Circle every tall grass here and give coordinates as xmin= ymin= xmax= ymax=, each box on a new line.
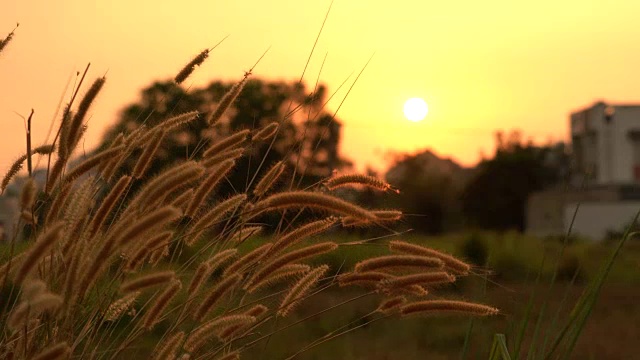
xmin=0 ymin=26 xmax=496 ymax=359
xmin=474 ymin=188 xmax=639 ymax=359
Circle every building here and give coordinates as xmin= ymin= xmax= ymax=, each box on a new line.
xmin=0 ymin=169 xmax=48 ymax=242
xmin=571 ymin=101 xmax=640 ymax=185
xmin=527 ymin=101 xmax=640 ymax=240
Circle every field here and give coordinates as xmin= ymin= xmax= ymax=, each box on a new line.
xmin=3 ymin=221 xmax=639 ymax=359
xmin=2 ymin=24 xmax=639 ymax=359
xmin=69 ymin=231 xmax=638 ymax=359
xmin=235 ymin=233 xmax=640 ymax=359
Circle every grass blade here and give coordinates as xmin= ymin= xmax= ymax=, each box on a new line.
xmin=460 ymin=318 xmax=474 ymax=360
xmin=513 ymin=255 xmax=545 ymax=358
xmin=489 ymin=334 xmax=512 ymax=360
xmin=544 ymin=210 xmax=640 ymax=360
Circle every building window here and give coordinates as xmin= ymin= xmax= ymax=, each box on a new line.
xmin=629 ymin=131 xmax=640 ymax=182
xmin=585 ymin=132 xmax=598 ymax=180
xmin=572 ymin=135 xmax=583 ymax=173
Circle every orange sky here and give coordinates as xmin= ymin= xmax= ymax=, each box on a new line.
xmin=3 ymin=0 xmax=640 ymax=176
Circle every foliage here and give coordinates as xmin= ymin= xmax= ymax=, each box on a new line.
xmin=459 ymin=232 xmax=489 ymax=267
xmin=101 ymin=78 xmax=350 ymax=192
xmin=556 ymin=252 xmax=584 ymax=283
xmin=461 ymin=130 xmax=570 ymax=231
xmin=384 ymin=149 xmax=471 ymax=234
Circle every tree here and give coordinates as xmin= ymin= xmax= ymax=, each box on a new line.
xmin=384 ymin=150 xmax=472 ymax=234
xmin=461 ymin=130 xmax=570 ymax=231
xmin=100 ymin=78 xmax=351 ymax=191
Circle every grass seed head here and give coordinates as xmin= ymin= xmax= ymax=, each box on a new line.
xmin=152 ymin=331 xmax=185 ymax=360
xmin=376 ymin=296 xmax=407 ymax=314
xmin=278 ymin=265 xmax=329 ymax=316
xmin=20 ymin=178 xmax=37 ymax=210
xmin=389 ymin=240 xmax=471 ymax=275
xmin=253 ymin=191 xmax=376 ymax=222
xmin=16 ymin=223 xmax=65 ymax=284
xmin=401 ymin=300 xmax=499 ymax=317
xmin=142 ymin=279 xmax=182 ymax=329
xmin=194 ymin=274 xmax=243 ymax=321
xmin=175 ymin=49 xmax=209 ymax=84
xmin=185 ymin=315 xmax=255 ymax=353
xmin=252 ymin=121 xmax=279 ymax=142
xmin=120 ymin=271 xmax=175 ymax=293
xmin=207 ymin=76 xmax=249 ymax=125
xmin=104 ymin=291 xmax=140 ymax=321
xmin=253 ymin=160 xmax=286 ymax=197
xmin=324 ymin=173 xmax=393 ymax=192
xmin=31 ymin=342 xmax=70 ymax=360
xmin=355 ymin=255 xmax=444 ymax=273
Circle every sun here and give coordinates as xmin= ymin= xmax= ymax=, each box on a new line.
xmin=403 ymin=97 xmax=428 ymax=122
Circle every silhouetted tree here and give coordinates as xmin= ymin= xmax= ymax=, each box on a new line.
xmin=384 ymin=150 xmax=471 ymax=234
xmin=461 ymin=130 xmax=570 ymax=231
xmin=100 ymin=78 xmax=351 ymax=191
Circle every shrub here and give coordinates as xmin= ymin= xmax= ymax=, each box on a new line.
xmin=459 ymin=232 xmax=489 ymax=266
xmin=486 ymin=232 xmax=538 ymax=281
xmin=556 ymin=252 xmax=585 ymax=283
xmin=489 ymin=250 xmax=531 ymax=281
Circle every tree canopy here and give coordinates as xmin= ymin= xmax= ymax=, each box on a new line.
xmin=461 ymin=131 xmax=570 ymax=231
xmin=384 ymin=150 xmax=471 ymax=234
xmin=100 ymin=78 xmax=351 ymax=191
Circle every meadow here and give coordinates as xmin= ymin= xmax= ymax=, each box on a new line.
xmin=203 ymin=232 xmax=640 ymax=359
xmin=4 ymin=222 xmax=637 ymax=359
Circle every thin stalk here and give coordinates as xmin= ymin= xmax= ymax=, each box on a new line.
xmin=245 ymin=0 xmax=335 ymax=191
xmin=285 ymin=313 xmax=392 ymax=360
xmin=26 ymin=109 xmax=34 ymax=176
xmin=540 ymin=259 xmax=582 ymax=357
xmin=559 ymin=214 xmax=640 ymax=359
xmin=45 ymin=62 xmax=90 ymax=189
xmin=460 ymin=319 xmax=474 ymax=360
xmin=239 ymin=291 xmax=375 ymax=352
xmin=513 ymin=254 xmax=545 ymax=358
xmin=528 ymin=198 xmax=583 ymax=359
xmin=544 ymin=210 xmax=640 ymax=359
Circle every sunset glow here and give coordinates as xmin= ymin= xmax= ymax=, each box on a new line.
xmin=2 ymin=1 xmax=640 ymax=174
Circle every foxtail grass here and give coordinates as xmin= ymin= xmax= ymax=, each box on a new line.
xmin=0 ymin=31 xmax=496 ymax=360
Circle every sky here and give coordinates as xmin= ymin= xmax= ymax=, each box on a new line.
xmin=2 ymin=0 xmax=640 ymax=176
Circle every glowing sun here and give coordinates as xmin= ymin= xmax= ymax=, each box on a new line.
xmin=403 ymin=98 xmax=428 ymax=122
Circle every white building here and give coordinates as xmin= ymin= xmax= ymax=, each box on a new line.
xmin=571 ymin=101 xmax=640 ymax=185
xmin=527 ymin=101 xmax=640 ymax=240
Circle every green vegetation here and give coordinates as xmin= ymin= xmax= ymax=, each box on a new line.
xmin=226 ymin=231 xmax=640 ymax=358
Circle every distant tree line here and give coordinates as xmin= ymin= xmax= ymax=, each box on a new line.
xmin=363 ymin=130 xmax=571 ymax=234
xmin=97 ymin=76 xmax=570 ymax=235
xmin=460 ymin=131 xmax=570 ymax=231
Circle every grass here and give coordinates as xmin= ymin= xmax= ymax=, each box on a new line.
xmin=2 ymin=16 xmax=638 ymax=359
xmin=230 ymin=277 xmax=640 ymax=359
xmin=228 ymin=231 xmax=640 ymax=358
xmin=0 ymin=24 xmax=498 ymax=360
